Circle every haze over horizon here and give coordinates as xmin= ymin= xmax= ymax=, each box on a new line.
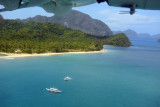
xmin=0 ymin=2 xmax=160 ymax=35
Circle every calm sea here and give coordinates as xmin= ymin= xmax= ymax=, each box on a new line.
xmin=0 ymin=40 xmax=160 ymax=107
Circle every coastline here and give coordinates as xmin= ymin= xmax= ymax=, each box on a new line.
xmin=0 ymin=49 xmax=107 ymax=58
xmin=104 ymin=45 xmax=113 ymax=46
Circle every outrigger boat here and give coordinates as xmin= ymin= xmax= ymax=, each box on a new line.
xmin=64 ymin=77 xmax=72 ymax=81
xmin=46 ymin=88 xmax=61 ymax=93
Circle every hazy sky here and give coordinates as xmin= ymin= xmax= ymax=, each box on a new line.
xmin=0 ymin=2 xmax=160 ymax=35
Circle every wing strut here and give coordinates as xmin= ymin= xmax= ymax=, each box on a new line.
xmin=18 ymin=0 xmax=23 ymax=8
xmin=97 ymin=0 xmax=108 ymax=3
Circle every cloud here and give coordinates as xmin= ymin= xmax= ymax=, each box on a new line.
xmin=98 ymin=10 xmax=160 ymax=29
xmin=0 ymin=4 xmax=5 ymax=9
xmin=75 ymin=3 xmax=160 ymax=34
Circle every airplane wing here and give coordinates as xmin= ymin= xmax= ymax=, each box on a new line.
xmin=105 ymin=0 xmax=160 ymax=10
xmin=0 ymin=0 xmax=97 ymax=17
xmin=0 ymin=0 xmax=160 ymax=16
xmin=56 ymin=0 xmax=97 ymax=7
xmin=40 ymin=0 xmax=97 ymax=17
xmin=40 ymin=1 xmax=72 ymax=17
xmin=0 ymin=0 xmax=20 ymax=10
xmin=98 ymin=0 xmax=160 ymax=15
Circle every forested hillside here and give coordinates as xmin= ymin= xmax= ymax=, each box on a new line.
xmin=103 ymin=33 xmax=131 ymax=46
xmin=0 ymin=20 xmax=131 ymax=53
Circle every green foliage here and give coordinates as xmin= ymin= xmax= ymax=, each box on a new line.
xmin=0 ymin=20 xmax=103 ymax=53
xmin=0 ymin=20 xmax=131 ymax=53
xmin=102 ymin=33 xmax=131 ymax=46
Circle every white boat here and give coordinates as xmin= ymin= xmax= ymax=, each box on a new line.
xmin=64 ymin=77 xmax=71 ymax=81
xmin=46 ymin=88 xmax=61 ymax=93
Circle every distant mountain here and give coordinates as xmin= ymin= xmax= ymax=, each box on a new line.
xmin=19 ymin=10 xmax=113 ymax=37
xmin=137 ymin=33 xmax=152 ymax=40
xmin=114 ymin=29 xmax=160 ymax=40
xmin=138 ymin=33 xmax=151 ymax=37
xmin=113 ymin=31 xmax=122 ymax=35
xmin=114 ymin=29 xmax=138 ymax=38
xmin=123 ymin=29 xmax=138 ymax=37
xmin=152 ymin=34 xmax=160 ymax=40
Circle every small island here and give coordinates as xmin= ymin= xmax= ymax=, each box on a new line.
xmin=0 ymin=20 xmax=131 ymax=57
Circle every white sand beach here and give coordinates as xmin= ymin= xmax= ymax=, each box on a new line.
xmin=0 ymin=49 xmax=107 ymax=58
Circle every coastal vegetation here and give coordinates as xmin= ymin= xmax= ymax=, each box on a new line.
xmin=0 ymin=20 xmax=131 ymax=54
xmin=103 ymin=33 xmax=131 ymax=46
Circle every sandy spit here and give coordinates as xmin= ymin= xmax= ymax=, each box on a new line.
xmin=0 ymin=49 xmax=107 ymax=58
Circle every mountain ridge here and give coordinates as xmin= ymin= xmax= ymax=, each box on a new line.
xmin=114 ymin=29 xmax=160 ymax=40
xmin=19 ymin=10 xmax=113 ymax=37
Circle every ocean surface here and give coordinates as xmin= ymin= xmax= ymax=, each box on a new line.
xmin=0 ymin=40 xmax=160 ymax=107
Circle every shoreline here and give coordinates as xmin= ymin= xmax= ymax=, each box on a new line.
xmin=103 ymin=45 xmax=113 ymax=46
xmin=0 ymin=49 xmax=107 ymax=58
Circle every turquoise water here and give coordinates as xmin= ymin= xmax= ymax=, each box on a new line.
xmin=0 ymin=40 xmax=160 ymax=107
